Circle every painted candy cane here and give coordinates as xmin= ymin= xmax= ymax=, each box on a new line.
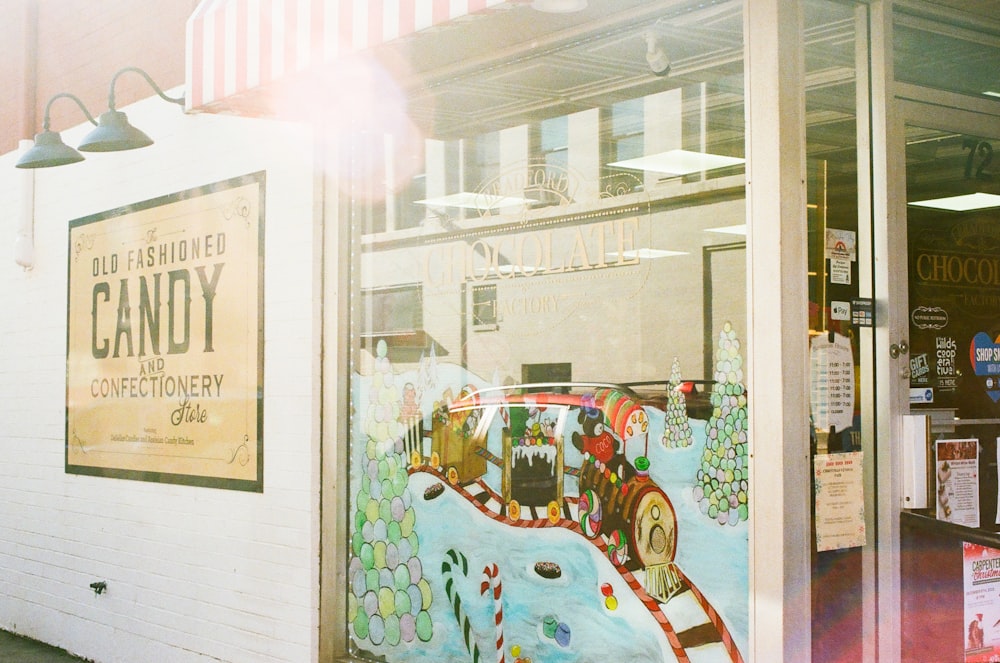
xmin=480 ymin=563 xmax=505 ymax=663
xmin=442 ymin=548 xmax=481 ymax=663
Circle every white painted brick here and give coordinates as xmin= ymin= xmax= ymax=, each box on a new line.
xmin=0 ymin=96 xmax=321 ymax=662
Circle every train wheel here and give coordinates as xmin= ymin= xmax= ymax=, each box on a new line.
xmin=578 ymin=489 xmax=602 ymax=538
xmin=446 ymin=466 xmax=459 ymax=485
xmin=547 ymin=500 xmax=561 ymax=524
xmin=508 ymin=499 xmax=521 ymax=521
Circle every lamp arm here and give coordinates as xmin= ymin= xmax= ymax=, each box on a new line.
xmin=41 ymin=92 xmax=99 ymax=131
xmin=107 ymin=67 xmax=185 ymax=111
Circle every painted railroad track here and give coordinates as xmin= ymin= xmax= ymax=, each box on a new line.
xmin=409 ymin=463 xmax=744 ymax=663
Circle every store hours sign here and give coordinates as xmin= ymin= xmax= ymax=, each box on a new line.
xmin=66 ymin=172 xmax=264 ymax=491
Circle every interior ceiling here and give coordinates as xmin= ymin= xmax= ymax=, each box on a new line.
xmin=895 ymin=1 xmax=1000 ymax=195
xmin=372 ymin=0 xmax=1000 ymax=165
xmin=386 ymin=0 xmax=745 ymax=139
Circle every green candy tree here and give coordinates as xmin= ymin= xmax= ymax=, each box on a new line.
xmin=662 ymin=356 xmax=694 ymax=448
xmin=694 ymin=323 xmax=749 ymax=526
xmin=348 ymin=340 xmax=434 ymax=647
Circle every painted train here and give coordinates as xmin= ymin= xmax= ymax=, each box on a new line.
xmin=430 ymin=384 xmax=678 ymax=583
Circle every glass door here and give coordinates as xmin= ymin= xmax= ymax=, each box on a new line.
xmin=891 ymin=4 xmax=1000 ymax=661
xmin=807 ymin=4 xmax=1000 ymax=660
xmin=898 ymin=102 xmax=1000 ymax=663
xmin=804 ymin=3 xmax=877 ymax=661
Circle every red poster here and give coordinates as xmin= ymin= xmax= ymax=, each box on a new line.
xmin=964 ymin=542 xmax=1000 ymax=662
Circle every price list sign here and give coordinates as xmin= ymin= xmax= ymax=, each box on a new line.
xmin=810 ymin=333 xmax=855 ymax=433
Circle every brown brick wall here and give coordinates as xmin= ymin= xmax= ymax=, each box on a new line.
xmin=0 ymin=0 xmax=36 ymax=146
xmin=0 ymin=0 xmax=198 ymax=155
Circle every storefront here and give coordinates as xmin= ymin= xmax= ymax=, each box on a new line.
xmin=293 ymin=1 xmax=852 ymax=659
xmin=318 ymin=1 xmax=840 ymax=659
xmin=1 ymin=0 xmax=998 ymax=662
xmin=309 ymin=1 xmax=776 ymax=659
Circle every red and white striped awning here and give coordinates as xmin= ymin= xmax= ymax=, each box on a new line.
xmin=185 ymin=0 xmax=525 ymax=113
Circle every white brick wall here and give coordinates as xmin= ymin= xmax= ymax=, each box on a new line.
xmin=0 ymin=93 xmax=321 ymax=663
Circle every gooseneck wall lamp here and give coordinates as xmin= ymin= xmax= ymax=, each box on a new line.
xmin=79 ymin=67 xmax=185 ymax=152
xmin=16 ymin=67 xmax=185 ymax=169
xmin=15 ymin=93 xmax=98 ymax=168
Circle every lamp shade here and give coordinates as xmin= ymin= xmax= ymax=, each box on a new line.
xmin=15 ymin=130 xmax=85 ymax=169
xmin=78 ymin=110 xmax=153 ymax=152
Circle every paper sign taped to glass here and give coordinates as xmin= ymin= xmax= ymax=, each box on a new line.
xmin=809 ymin=332 xmax=855 ymax=434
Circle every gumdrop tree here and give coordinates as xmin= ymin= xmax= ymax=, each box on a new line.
xmin=348 ymin=340 xmax=434 ymax=647
xmin=662 ymin=356 xmax=694 ymax=448
xmin=694 ymin=322 xmax=749 ymax=525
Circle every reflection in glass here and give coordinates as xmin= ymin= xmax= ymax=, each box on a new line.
xmin=347 ymin=3 xmax=750 ymax=661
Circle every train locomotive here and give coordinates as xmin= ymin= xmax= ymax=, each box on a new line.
xmin=573 ymin=387 xmax=677 ymax=575
xmin=436 ymin=384 xmax=679 ymax=588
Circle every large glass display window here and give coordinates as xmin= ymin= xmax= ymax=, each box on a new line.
xmin=345 ymin=2 xmax=750 ymax=661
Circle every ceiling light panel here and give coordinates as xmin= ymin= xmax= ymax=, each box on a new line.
xmin=608 ymin=249 xmax=688 ymax=260
xmin=908 ymin=193 xmax=1000 ymax=212
xmin=608 ymin=149 xmax=745 ymax=175
xmin=415 ymin=192 xmax=535 ymax=210
xmin=706 ymin=224 xmax=747 ymax=235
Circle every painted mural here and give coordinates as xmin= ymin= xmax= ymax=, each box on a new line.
xmin=347 ymin=331 xmax=749 ymax=663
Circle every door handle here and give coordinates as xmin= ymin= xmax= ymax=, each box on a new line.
xmin=889 ymin=341 xmax=909 ymax=359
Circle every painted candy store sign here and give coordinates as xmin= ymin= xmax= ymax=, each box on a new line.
xmin=66 ymin=173 xmax=264 ymax=491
